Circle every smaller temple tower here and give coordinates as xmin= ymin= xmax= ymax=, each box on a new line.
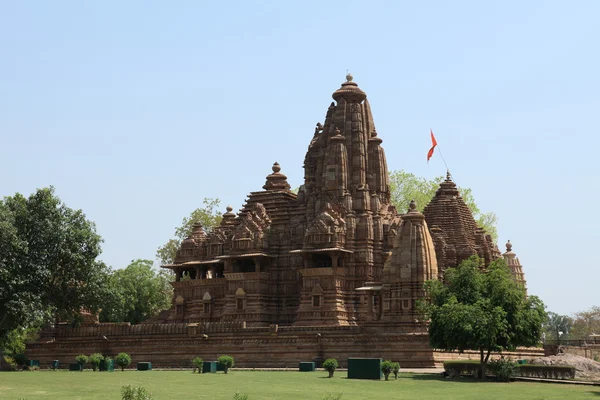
xmin=382 ymin=201 xmax=438 ymax=324
xmin=502 ymin=240 xmax=527 ymax=291
xmin=423 ymin=171 xmax=499 ymax=275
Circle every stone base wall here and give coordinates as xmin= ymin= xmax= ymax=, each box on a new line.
xmin=544 ymin=344 xmax=600 ymax=359
xmin=26 ymin=323 xmax=544 ymax=369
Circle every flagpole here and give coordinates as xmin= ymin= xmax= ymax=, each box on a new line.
xmin=437 ymin=146 xmax=450 ymax=174
xmin=428 ymin=129 xmax=451 ymax=176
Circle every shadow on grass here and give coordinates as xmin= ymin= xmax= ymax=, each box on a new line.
xmin=408 ymin=374 xmax=493 ymax=384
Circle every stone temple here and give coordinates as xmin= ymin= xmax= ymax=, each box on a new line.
xmin=27 ymin=75 xmax=531 ymax=367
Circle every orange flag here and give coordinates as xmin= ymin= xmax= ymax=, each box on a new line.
xmin=427 ymin=129 xmax=437 ymax=162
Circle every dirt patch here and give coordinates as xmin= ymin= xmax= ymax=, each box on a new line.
xmin=528 ymin=353 xmax=600 ymax=381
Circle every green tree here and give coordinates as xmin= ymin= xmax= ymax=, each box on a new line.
xmin=570 ymin=306 xmax=600 ymax=339
xmin=100 ymin=259 xmax=173 ymax=324
xmin=0 ymin=187 xmax=110 ymax=366
xmin=422 ymin=256 xmax=546 ymax=379
xmin=388 ymin=170 xmax=498 ymax=242
xmin=322 ymin=358 xmax=338 ymax=378
xmin=217 ymin=355 xmax=234 ymax=374
xmin=156 ymin=198 xmax=222 ymax=265
xmin=75 ymin=354 xmax=88 ymax=371
xmin=543 ymin=312 xmax=573 ymax=342
xmin=89 ymin=353 xmax=104 ymax=371
xmin=380 ymin=360 xmax=394 ymax=380
xmin=115 ymin=352 xmax=132 ymax=371
xmin=192 ymin=356 xmax=203 ymax=373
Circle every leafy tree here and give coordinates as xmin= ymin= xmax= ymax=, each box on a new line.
xmin=322 ymin=358 xmax=338 ymax=378
xmin=543 ymin=312 xmax=573 ymax=342
xmin=388 ymin=170 xmax=498 ymax=242
xmin=392 ymin=362 xmax=400 ymax=379
xmin=156 ymin=198 xmax=222 ymax=264
xmin=0 ymin=326 xmax=40 ymax=357
xmin=76 ymin=354 xmax=88 ymax=371
xmin=217 ymin=355 xmax=234 ymax=374
xmin=100 ymin=259 xmax=173 ymax=324
xmin=192 ymin=356 xmax=203 ymax=373
xmin=570 ymin=306 xmax=600 ymax=339
xmin=422 ymin=256 xmax=546 ymax=379
xmin=0 ymin=187 xmax=110 ymax=366
xmin=115 ymin=352 xmax=132 ymax=371
xmin=89 ymin=353 xmax=104 ymax=371
xmin=380 ymin=360 xmax=394 ymax=380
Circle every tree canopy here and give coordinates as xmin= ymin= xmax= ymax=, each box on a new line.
xmin=0 ymin=187 xmax=110 ymax=349
xmin=156 ymin=198 xmax=222 ymax=265
xmin=570 ymin=306 xmax=600 ymax=339
xmin=389 ymin=170 xmax=498 ymax=242
xmin=100 ymin=259 xmax=173 ymax=324
xmin=543 ymin=312 xmax=573 ymax=342
xmin=422 ymin=256 xmax=546 ymax=378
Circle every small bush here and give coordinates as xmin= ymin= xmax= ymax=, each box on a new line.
xmin=102 ymin=356 xmax=113 ymax=371
xmin=12 ymin=353 xmax=29 ymax=368
xmin=381 ymin=360 xmax=394 ymax=381
xmin=3 ymin=356 xmax=17 ymax=371
xmin=75 ymin=354 xmax=88 ymax=371
xmin=89 ymin=353 xmax=104 ymax=372
xmin=392 ymin=362 xmax=400 ymax=379
xmin=218 ymin=355 xmax=234 ymax=374
xmin=443 ymin=360 xmax=482 ymax=378
xmin=121 ymin=385 xmax=153 ymax=400
xmin=115 ymin=353 xmax=132 ymax=371
xmin=322 ymin=358 xmax=338 ymax=378
xmin=489 ymin=357 xmax=517 ymax=382
xmin=192 ymin=357 xmax=203 ymax=373
xmin=232 ymin=392 xmax=248 ymax=400
xmin=594 ymin=355 xmax=600 ymax=362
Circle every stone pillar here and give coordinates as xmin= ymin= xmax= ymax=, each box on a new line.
xmin=254 ymin=257 xmax=261 ymax=274
xmin=175 ymin=268 xmax=182 ymax=282
xmin=367 ymin=292 xmax=374 ymax=321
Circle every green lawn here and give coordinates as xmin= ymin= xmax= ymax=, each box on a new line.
xmin=0 ymin=370 xmax=597 ymax=400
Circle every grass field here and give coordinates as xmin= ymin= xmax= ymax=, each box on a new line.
xmin=0 ymin=370 xmax=598 ymax=400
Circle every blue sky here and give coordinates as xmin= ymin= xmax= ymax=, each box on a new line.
xmin=1 ymin=1 xmax=598 ymax=316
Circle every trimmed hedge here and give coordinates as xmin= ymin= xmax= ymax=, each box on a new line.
xmin=443 ymin=360 xmax=484 ymax=377
xmin=518 ymin=365 xmax=575 ymax=380
xmin=443 ymin=360 xmax=576 ymax=380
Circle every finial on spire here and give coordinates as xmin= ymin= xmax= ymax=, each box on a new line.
xmin=446 ymin=170 xmax=452 ymax=181
xmin=506 ymin=240 xmax=512 ymax=252
xmin=263 ymin=162 xmax=291 ymax=191
xmin=346 ymin=73 xmax=353 ymax=82
xmin=226 ymin=205 xmax=233 ymax=213
xmin=409 ymin=200 xmax=417 ymax=212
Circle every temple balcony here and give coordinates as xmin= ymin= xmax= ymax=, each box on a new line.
xmin=171 ymin=277 xmax=228 ymax=289
xmin=224 ymin=272 xmax=270 ymax=281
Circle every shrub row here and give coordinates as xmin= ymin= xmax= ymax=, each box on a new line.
xmin=443 ymin=360 xmax=576 ymax=380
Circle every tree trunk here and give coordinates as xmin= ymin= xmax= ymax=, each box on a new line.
xmin=224 ymin=368 xmax=228 ymax=374
xmin=0 ymin=349 xmax=7 ymax=371
xmin=479 ymin=348 xmax=485 ymax=380
xmin=328 ymin=370 xmax=334 ymax=378
xmin=384 ymin=373 xmax=389 ymax=381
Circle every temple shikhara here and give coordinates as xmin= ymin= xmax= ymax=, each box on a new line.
xmin=27 ymin=75 xmax=531 ymax=367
